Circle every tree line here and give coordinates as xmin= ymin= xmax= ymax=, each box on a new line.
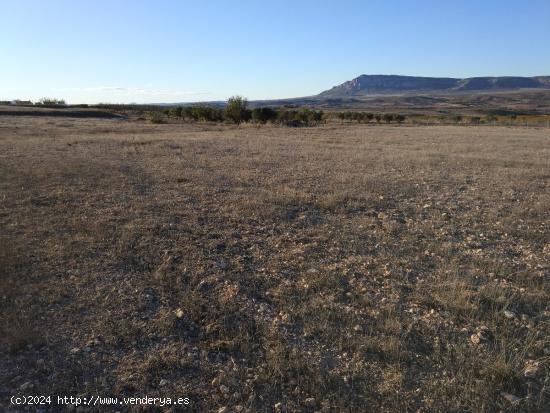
xmin=336 ymin=111 xmax=406 ymax=123
xmin=162 ymin=96 xmax=325 ymax=126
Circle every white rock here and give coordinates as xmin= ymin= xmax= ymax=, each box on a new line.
xmin=304 ymin=397 xmax=316 ymax=407
xmin=500 ymin=392 xmax=520 ymax=404
xmin=504 ymin=310 xmax=516 ymax=319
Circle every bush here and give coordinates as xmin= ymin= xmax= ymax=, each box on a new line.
xmin=150 ymin=112 xmax=165 ymax=124
xmin=251 ymin=107 xmax=278 ymax=124
xmin=337 ymin=112 xmax=376 ymax=123
xmin=276 ymin=108 xmax=324 ymax=127
xmin=394 ymin=114 xmax=406 ymax=124
xmin=383 ymin=113 xmax=394 ymax=124
xmin=169 ymin=106 xmax=183 ymax=118
xmin=183 ymin=106 xmax=224 ymax=122
xmin=225 ymin=96 xmax=249 ymax=124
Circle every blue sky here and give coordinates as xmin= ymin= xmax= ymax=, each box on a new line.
xmin=1 ymin=0 xmax=549 ymax=104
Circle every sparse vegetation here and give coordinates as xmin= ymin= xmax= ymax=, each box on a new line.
xmin=1 ymin=113 xmax=548 ymax=412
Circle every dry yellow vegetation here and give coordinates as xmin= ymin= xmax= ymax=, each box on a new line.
xmin=1 ymin=114 xmax=549 ymax=412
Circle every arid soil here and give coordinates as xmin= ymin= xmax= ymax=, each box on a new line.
xmin=1 ymin=116 xmax=549 ymax=412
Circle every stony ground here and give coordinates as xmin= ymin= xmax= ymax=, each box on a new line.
xmin=1 ymin=116 xmax=549 ymax=412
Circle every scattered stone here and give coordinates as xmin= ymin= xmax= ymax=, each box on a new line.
xmin=500 ymin=392 xmax=521 ymax=404
xmin=274 ymin=402 xmax=284 ymax=412
xmin=159 ymin=379 xmax=169 ymax=387
xmin=304 ymin=397 xmax=316 ymax=407
xmin=218 ymin=407 xmax=229 ymax=413
xmin=197 ymin=279 xmax=213 ymax=292
xmin=70 ymin=347 xmax=80 ymax=354
xmin=234 ymin=406 xmax=244 ymax=412
xmin=353 ymin=324 xmax=363 ymax=332
xmin=320 ymin=400 xmax=331 ymax=413
xmin=220 ymin=384 xmax=230 ymax=394
xmin=523 ymin=360 xmax=541 ymax=379
xmin=211 ymin=377 xmax=220 ymax=386
xmin=19 ymin=381 xmax=33 ymax=391
xmin=504 ymin=310 xmax=516 ymax=319
xmin=86 ymin=337 xmax=102 ymax=347
xmin=470 ymin=326 xmax=493 ymax=345
xmin=175 ymin=308 xmax=184 ymax=318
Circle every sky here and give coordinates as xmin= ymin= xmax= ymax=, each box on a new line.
xmin=1 ymin=0 xmax=549 ymax=104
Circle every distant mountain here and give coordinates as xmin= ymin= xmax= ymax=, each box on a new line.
xmin=318 ymin=75 xmax=550 ymax=97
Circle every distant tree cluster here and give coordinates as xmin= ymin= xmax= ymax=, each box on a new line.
xmin=166 ymin=105 xmax=224 ymax=122
xmin=251 ymin=107 xmax=277 ymax=124
xmin=36 ymin=97 xmax=66 ymax=106
xmin=164 ymin=96 xmax=325 ymax=127
xmin=276 ymin=107 xmax=325 ymax=126
xmin=337 ymin=111 xmax=405 ymax=124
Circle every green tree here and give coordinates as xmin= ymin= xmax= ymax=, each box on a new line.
xmin=394 ymin=114 xmax=406 ymax=124
xmin=225 ymin=96 xmax=249 ymax=124
xmin=252 ymin=107 xmax=277 ymax=124
xmin=383 ymin=113 xmax=394 ymax=124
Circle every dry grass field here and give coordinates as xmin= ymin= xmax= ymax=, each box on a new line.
xmin=1 ymin=114 xmax=549 ymax=412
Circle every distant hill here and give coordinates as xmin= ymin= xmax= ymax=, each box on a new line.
xmin=318 ymin=75 xmax=550 ymax=98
